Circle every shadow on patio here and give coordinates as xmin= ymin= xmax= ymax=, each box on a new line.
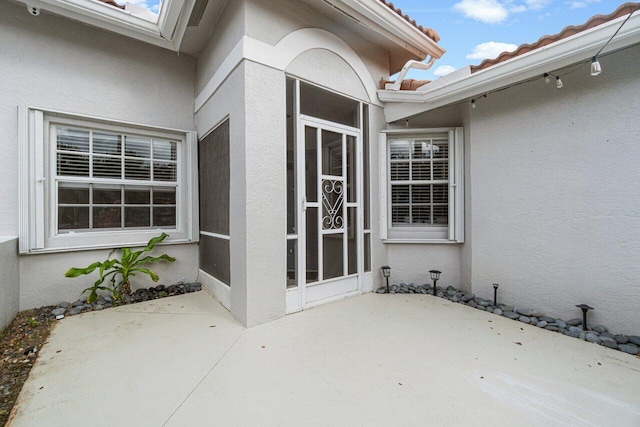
xmin=9 ymin=291 xmax=640 ymax=426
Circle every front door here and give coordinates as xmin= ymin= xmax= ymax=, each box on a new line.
xmin=287 ymin=116 xmax=363 ymax=312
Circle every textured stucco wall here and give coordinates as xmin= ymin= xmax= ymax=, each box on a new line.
xmin=196 ymin=62 xmax=248 ymax=324
xmin=0 ymin=1 xmax=199 ymax=309
xmin=244 ymin=0 xmax=389 ymax=87
xmin=0 ymin=238 xmax=20 ymax=332
xmin=20 ymin=244 xmax=198 ymax=309
xmin=195 ymin=0 xmax=245 ymax=94
xmin=468 ymin=45 xmax=640 ymax=333
xmin=382 ymin=104 xmax=468 ymax=290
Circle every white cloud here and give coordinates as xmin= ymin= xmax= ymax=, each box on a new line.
xmin=433 ymin=65 xmax=457 ymax=77
xmin=466 ymin=41 xmax=518 ymax=60
xmin=453 ymin=0 xmax=555 ymax=23
xmin=453 ymin=0 xmax=509 ymax=24
xmin=568 ymin=0 xmax=600 ymax=9
xmin=525 ymin=0 xmax=551 ymax=9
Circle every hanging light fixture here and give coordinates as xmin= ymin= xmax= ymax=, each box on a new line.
xmin=590 ymin=57 xmax=602 ymax=76
xmin=556 ymin=76 xmax=563 ymax=89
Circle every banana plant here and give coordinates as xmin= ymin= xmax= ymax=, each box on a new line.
xmin=65 ymin=233 xmax=176 ymax=303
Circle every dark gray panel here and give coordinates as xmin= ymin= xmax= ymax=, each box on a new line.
xmin=199 ymin=235 xmax=230 ymax=286
xmin=199 ymin=119 xmax=230 ymax=235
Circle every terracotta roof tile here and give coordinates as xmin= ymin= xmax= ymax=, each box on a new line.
xmin=471 ymin=2 xmax=640 ymax=72
xmin=378 ymin=0 xmax=441 ymax=42
xmin=99 ymin=0 xmax=125 ymax=9
xmin=381 ymin=78 xmax=431 ymax=90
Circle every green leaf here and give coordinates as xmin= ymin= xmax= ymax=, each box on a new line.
xmin=144 ymin=232 xmax=169 ymax=252
xmin=65 ymin=262 xmax=102 ymax=278
xmin=131 ymin=267 xmax=160 ymax=282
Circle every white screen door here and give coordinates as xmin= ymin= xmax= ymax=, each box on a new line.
xmin=287 ymin=116 xmax=363 ymax=312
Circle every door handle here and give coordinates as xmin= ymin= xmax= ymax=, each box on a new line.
xmin=301 ymin=196 xmax=307 ymax=211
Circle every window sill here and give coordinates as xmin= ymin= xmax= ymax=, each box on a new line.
xmin=21 ymin=238 xmax=197 ymax=255
xmin=382 ymin=239 xmax=462 ymax=244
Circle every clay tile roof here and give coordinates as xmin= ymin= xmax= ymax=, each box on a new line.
xmin=471 ymin=2 xmax=640 ymax=72
xmin=99 ymin=0 xmax=125 ymax=9
xmin=381 ymin=78 xmax=431 ymax=90
xmin=378 ymin=0 xmax=441 ymax=42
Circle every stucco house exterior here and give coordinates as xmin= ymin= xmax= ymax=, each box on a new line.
xmin=0 ymin=0 xmax=638 ymax=333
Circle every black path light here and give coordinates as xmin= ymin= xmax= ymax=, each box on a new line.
xmin=493 ymin=283 xmax=499 ymax=306
xmin=381 ymin=266 xmax=391 ymax=293
xmin=429 ymin=270 xmax=441 ymax=295
xmin=576 ymin=304 xmax=594 ymax=331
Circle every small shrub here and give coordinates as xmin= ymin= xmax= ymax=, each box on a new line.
xmin=65 ymin=233 xmax=176 ymax=303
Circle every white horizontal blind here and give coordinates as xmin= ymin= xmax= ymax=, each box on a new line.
xmin=389 ymin=135 xmax=449 ymax=227
xmin=55 ymin=126 xmax=179 ymax=232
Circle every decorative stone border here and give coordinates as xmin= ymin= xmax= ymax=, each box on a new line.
xmin=377 ymin=283 xmax=640 ymax=356
xmin=50 ymin=282 xmax=202 ymax=319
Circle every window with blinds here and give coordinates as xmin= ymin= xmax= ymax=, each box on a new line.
xmin=380 ymin=128 xmax=464 ymax=243
xmin=55 ymin=126 xmax=178 ymax=232
xmin=389 ymin=136 xmax=449 ymax=227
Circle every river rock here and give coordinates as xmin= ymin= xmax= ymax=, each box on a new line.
xmin=614 ymin=335 xmax=629 ymax=344
xmin=536 ymin=321 xmax=548 ymax=328
xmin=585 ymin=333 xmax=601 ymax=344
xmin=461 ymin=293 xmax=475 ymax=302
xmin=51 ymin=307 xmax=66 ymax=316
xmin=628 ymin=336 xmax=640 ymax=346
xmin=493 ymin=308 xmax=503 ymax=316
xmin=592 ymin=325 xmax=607 ymax=334
xmin=519 ymin=316 xmax=531 ymax=323
xmin=567 ymin=318 xmax=582 ymax=326
xmin=619 ymin=344 xmax=639 ymax=355
xmin=504 ymin=311 xmax=519 ymax=320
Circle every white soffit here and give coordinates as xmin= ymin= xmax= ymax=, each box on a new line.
xmin=15 ymin=0 xmax=196 ymax=51
xmin=380 ymin=12 xmax=640 ymax=123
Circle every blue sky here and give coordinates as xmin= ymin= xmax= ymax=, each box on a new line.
xmin=390 ymin=0 xmax=625 ymax=80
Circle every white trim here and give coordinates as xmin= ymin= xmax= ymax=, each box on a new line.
xmin=379 ymin=127 xmax=464 ymax=243
xmin=195 ymin=30 xmax=383 ymax=113
xmin=199 ymin=269 xmax=230 ymax=310
xmin=20 ymin=107 xmax=198 ymax=253
xmin=326 ymin=0 xmax=445 ymax=60
xmin=379 ymin=12 xmax=640 ymax=122
xmin=200 ymin=231 xmax=230 ymax=240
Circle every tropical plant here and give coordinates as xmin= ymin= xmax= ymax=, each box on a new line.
xmin=65 ymin=233 xmax=176 ymax=303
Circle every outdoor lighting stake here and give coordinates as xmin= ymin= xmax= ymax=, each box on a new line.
xmin=576 ymin=304 xmax=594 ymax=331
xmin=429 ymin=270 xmax=441 ymax=296
xmin=493 ymin=283 xmax=499 ymax=306
xmin=381 ymin=266 xmax=391 ymax=293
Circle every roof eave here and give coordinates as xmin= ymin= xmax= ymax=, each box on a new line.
xmin=14 ymin=0 xmax=196 ymax=52
xmin=326 ymin=0 xmax=445 ymax=60
xmin=380 ymin=11 xmax=640 ymax=123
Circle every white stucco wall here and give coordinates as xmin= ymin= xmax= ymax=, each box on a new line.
xmin=0 ymin=237 xmax=20 ymax=332
xmin=381 ymin=104 xmax=469 ymax=290
xmin=0 ymin=1 xmax=199 ymax=309
xmin=195 ymin=0 xmax=395 ymax=325
xmin=468 ymin=45 xmax=640 ymax=333
xmin=244 ymin=0 xmax=389 ymax=89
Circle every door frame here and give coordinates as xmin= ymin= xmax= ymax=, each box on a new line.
xmin=287 ymin=114 xmax=365 ymax=313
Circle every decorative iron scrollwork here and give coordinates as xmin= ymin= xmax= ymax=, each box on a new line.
xmin=322 ymin=179 xmax=344 ymax=230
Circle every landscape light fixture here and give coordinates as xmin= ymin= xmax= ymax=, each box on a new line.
xmin=544 ymin=73 xmax=550 ymax=84
xmin=493 ymin=283 xmax=499 ymax=306
xmin=575 ymin=304 xmax=594 ymax=331
xmin=381 ymin=266 xmax=391 ymax=293
xmin=429 ymin=270 xmax=441 ymax=295
xmin=556 ymin=76 xmax=563 ymax=89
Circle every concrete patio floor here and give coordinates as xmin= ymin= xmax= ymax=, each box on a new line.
xmin=9 ymin=291 xmax=640 ymax=426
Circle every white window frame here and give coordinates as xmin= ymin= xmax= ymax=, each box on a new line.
xmin=14 ymin=0 xmax=194 ymax=52
xmin=19 ymin=107 xmax=198 ymax=253
xmin=379 ymin=127 xmax=464 ymax=243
